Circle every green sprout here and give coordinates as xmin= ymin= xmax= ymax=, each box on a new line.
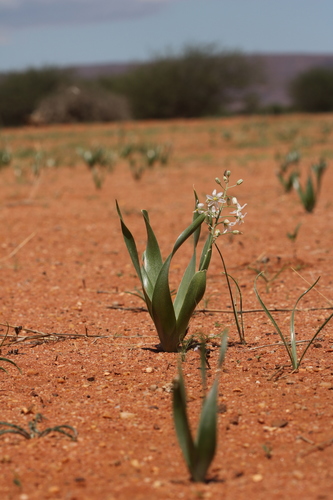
xmin=0 ymin=149 xmax=11 ymax=168
xmin=0 ymin=357 xmax=21 ymax=374
xmin=254 ymin=272 xmax=333 ymax=370
xmin=293 ymin=159 xmax=327 ymax=213
xmin=0 ymin=413 xmax=77 ymax=441
xmin=172 ymin=330 xmax=228 ymax=482
xmin=117 ymin=172 xmax=245 ymax=352
xmin=78 ymin=147 xmax=115 ymax=189
xmin=276 ymin=150 xmax=300 ymax=193
xmin=0 ymin=324 xmax=21 ymax=374
xmin=287 ymin=222 xmax=302 ymax=242
xmin=120 ymin=142 xmax=172 ymax=180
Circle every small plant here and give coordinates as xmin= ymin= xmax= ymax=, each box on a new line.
xmin=117 ymin=172 xmax=245 ymax=352
xmin=0 ymin=357 xmax=21 ymax=374
xmin=254 ymin=272 xmax=333 ymax=369
xmin=287 ymin=222 xmax=302 ymax=242
xmin=0 ymin=413 xmax=77 ymax=441
xmin=120 ymin=142 xmax=172 ymax=180
xmin=0 ymin=149 xmax=11 ymax=168
xmin=78 ymin=147 xmax=115 ymax=189
xmin=276 ymin=150 xmax=300 ymax=192
xmin=293 ymin=159 xmax=327 ymax=213
xmin=0 ymin=325 xmax=21 ymax=374
xmin=172 ymin=330 xmax=228 ymax=482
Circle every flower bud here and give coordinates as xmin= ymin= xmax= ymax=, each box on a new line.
xmin=215 ymin=177 xmax=222 ymax=186
xmin=224 ymin=170 xmax=231 ymax=178
xmin=236 ymin=179 xmax=243 ymax=185
xmin=232 ymin=230 xmax=242 ymax=235
xmin=231 ymin=196 xmax=238 ymax=205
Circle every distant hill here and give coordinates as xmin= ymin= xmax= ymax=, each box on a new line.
xmin=69 ymin=53 xmax=333 ymax=108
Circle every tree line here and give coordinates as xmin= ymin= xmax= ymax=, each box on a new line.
xmin=1 ymin=46 xmax=333 ymax=126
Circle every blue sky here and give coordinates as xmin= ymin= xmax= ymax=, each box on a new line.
xmin=0 ymin=0 xmax=332 ymax=72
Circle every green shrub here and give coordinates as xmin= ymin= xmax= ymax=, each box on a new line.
xmin=0 ymin=67 xmax=70 ymax=126
xmin=290 ymin=67 xmax=333 ymax=112
xmin=100 ymin=45 xmax=261 ymax=119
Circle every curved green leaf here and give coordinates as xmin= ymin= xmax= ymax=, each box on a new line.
xmin=290 ymin=276 xmax=320 ymax=367
xmin=176 ymin=271 xmax=207 ymax=343
xmin=151 ymin=255 xmax=177 ymax=351
xmin=172 ymin=371 xmax=196 ymax=470
xmin=192 ymin=189 xmax=202 ymax=248
xmin=254 ymin=273 xmax=293 ymax=365
xmin=199 ymin=232 xmax=213 ymax=271
xmin=172 ymin=214 xmax=205 ymax=256
xmin=192 ymin=379 xmax=218 ymax=482
xmin=141 ymin=210 xmax=163 ymax=288
xmin=173 ymin=253 xmax=196 ymax=317
xmin=0 ymin=357 xmax=21 ymax=373
xmin=116 ymin=201 xmax=142 ymax=284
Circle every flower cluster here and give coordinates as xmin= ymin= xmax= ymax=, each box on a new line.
xmin=195 ymin=172 xmax=247 ymax=238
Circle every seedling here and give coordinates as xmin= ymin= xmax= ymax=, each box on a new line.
xmin=0 ymin=413 xmax=77 ymax=441
xmin=254 ymin=272 xmax=333 ymax=369
xmin=287 ymin=222 xmax=302 ymax=242
xmin=276 ymin=150 xmax=300 ymax=193
xmin=293 ymin=159 xmax=327 ymax=213
xmin=0 ymin=357 xmax=21 ymax=374
xmin=0 ymin=149 xmax=11 ymax=168
xmin=172 ymin=330 xmax=228 ymax=482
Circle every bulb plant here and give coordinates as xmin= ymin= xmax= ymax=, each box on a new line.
xmin=172 ymin=330 xmax=228 ymax=482
xmin=117 ymin=171 xmax=246 ymax=352
xmin=276 ymin=150 xmax=300 ymax=193
xmin=0 ymin=413 xmax=77 ymax=441
xmin=293 ymin=158 xmax=327 ymax=213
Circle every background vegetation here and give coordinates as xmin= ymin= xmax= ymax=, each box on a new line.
xmin=289 ymin=67 xmax=333 ymax=113
xmin=1 ymin=46 xmax=333 ymax=126
xmin=99 ymin=45 xmax=261 ymax=119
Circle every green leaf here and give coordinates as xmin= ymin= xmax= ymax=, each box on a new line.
xmin=176 ymin=271 xmax=207 ymax=344
xmin=172 ymin=369 xmax=196 ymax=470
xmin=192 ymin=379 xmax=218 ymax=482
xmin=298 ymin=310 xmax=333 ymax=366
xmin=0 ymin=357 xmax=21 ymax=373
xmin=151 ymin=255 xmax=177 ymax=352
xmin=199 ymin=232 xmax=213 ymax=271
xmin=141 ymin=210 xmax=163 ymax=289
xmin=304 ymin=176 xmax=316 ymax=212
xmin=217 ymin=329 xmax=228 ymax=370
xmin=290 ymin=276 xmax=320 ymax=368
xmin=174 ymin=196 xmax=207 ymax=317
xmin=172 ymin=214 xmax=205 ymax=256
xmin=173 ymin=252 xmax=196 ymax=317
xmin=116 ymin=201 xmax=143 ymax=284
xmin=254 ymin=273 xmax=293 ymax=366
xmin=192 ymin=189 xmax=202 ymax=248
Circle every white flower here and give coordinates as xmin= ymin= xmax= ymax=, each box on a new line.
xmin=230 ymin=202 xmax=247 ymax=224
xmin=196 ymin=202 xmax=206 ymax=214
xmin=206 ymin=189 xmax=225 ymax=212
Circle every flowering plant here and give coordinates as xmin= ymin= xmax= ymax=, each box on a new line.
xmin=116 ymin=171 xmax=245 ymax=352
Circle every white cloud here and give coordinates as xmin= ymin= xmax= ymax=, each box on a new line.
xmin=0 ymin=0 xmax=178 ymax=29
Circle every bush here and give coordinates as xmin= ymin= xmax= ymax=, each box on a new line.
xmin=290 ymin=67 xmax=333 ymax=112
xmin=30 ymin=84 xmax=131 ymax=124
xmin=0 ymin=67 xmax=70 ymax=126
xmin=100 ymin=45 xmax=261 ymax=119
